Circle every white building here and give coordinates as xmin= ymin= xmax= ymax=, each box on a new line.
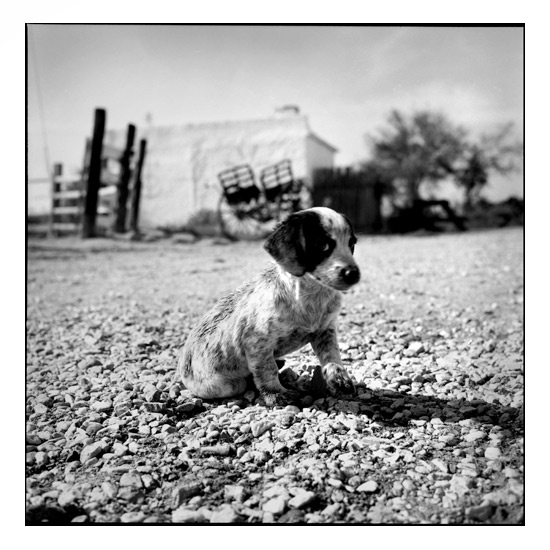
xmin=104 ymin=107 xmax=337 ymax=228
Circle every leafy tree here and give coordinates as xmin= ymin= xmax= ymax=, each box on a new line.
xmin=454 ymin=122 xmax=523 ymax=208
xmin=367 ymin=110 xmax=466 ymax=206
xmin=366 ymin=110 xmax=522 ymax=207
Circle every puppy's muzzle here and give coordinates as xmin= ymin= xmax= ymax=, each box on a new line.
xmin=340 ymin=265 xmax=360 ymax=286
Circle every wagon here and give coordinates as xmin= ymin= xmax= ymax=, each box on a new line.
xmin=217 ymin=159 xmax=307 ymax=240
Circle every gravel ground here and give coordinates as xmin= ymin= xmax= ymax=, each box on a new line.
xmin=26 ymin=227 xmax=524 ymax=524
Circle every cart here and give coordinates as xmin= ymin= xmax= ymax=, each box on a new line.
xmin=217 ymin=159 xmax=307 ymax=240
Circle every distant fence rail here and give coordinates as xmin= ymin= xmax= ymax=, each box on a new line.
xmin=28 ymin=107 xmax=147 ymax=238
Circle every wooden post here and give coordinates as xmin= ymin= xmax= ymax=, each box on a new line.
xmin=129 ymin=139 xmax=147 ymax=235
xmin=114 ymin=124 xmax=136 ymax=233
xmin=49 ymin=163 xmax=63 ymax=237
xmin=81 ymin=108 xmax=106 ymax=238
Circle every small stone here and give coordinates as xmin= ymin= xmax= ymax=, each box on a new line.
xmin=26 ymin=433 xmax=42 ymax=446
xmin=33 ymin=403 xmax=49 ymax=415
xmin=262 ymin=496 xmax=287 ymax=515
xmin=120 ymin=511 xmax=146 ymax=523
xmin=224 ymin=485 xmax=245 ymax=501
xmin=85 ymin=422 xmax=104 ymax=436
xmin=464 ymin=430 xmax=486 ymax=443
xmin=408 ymin=342 xmax=425 ymax=355
xmin=91 ymin=399 xmax=112 ymax=412
xmin=465 ymin=503 xmax=495 ymax=522
xmin=199 ymin=443 xmax=232 ymax=456
xmin=80 ymin=441 xmax=108 ymax=463
xmin=356 ymin=480 xmax=378 ymax=493
xmin=71 ymin=515 xmax=88 ymax=523
xmin=117 ymin=487 xmax=144 ymax=503
xmin=278 ymin=509 xmax=306 ymax=523
xmin=431 ymin=459 xmax=448 ymax=473
xmin=172 ymin=480 xmax=203 ymax=507
xmin=210 ymin=504 xmax=240 ymax=523
xmin=35 ymin=451 xmax=49 ymax=467
xmin=112 ymin=442 xmax=128 ymax=456
xmin=172 ymin=507 xmax=205 ymax=523
xmin=101 ymin=481 xmax=118 ymax=499
xmin=251 ymin=420 xmax=275 ymax=438
xmin=120 ymin=472 xmax=143 ymax=488
xmin=504 ymin=467 xmax=519 ymax=479
xmin=288 ymin=490 xmax=316 ymax=509
xmin=484 ymin=447 xmax=501 ymax=460
xmin=58 ymin=489 xmax=77 ymax=507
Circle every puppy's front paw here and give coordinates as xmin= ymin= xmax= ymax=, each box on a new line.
xmin=260 ymin=388 xmax=301 ymax=407
xmin=323 ymin=363 xmax=355 ymax=396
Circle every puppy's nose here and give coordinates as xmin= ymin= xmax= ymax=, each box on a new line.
xmin=340 ymin=265 xmax=360 ymax=285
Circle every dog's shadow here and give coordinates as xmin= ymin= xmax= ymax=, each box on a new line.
xmin=184 ymin=376 xmax=523 ymax=436
xmin=328 ymin=387 xmax=522 ymax=433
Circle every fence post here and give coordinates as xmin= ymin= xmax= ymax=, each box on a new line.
xmin=49 ymin=163 xmax=63 ymax=237
xmin=81 ymin=108 xmax=106 ymax=238
xmin=114 ymin=124 xmax=136 ymax=233
xmin=129 ymin=139 xmax=147 ymax=235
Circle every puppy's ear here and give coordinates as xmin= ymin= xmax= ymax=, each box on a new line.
xmin=264 ymin=213 xmax=307 ymax=276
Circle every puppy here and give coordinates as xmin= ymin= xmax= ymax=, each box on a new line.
xmin=178 ymin=207 xmax=360 ymax=406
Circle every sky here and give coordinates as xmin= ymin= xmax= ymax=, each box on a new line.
xmin=27 ymin=24 xmax=524 ymax=201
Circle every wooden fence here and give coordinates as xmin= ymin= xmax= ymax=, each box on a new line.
xmin=311 ymin=167 xmax=384 ymax=233
xmin=31 ymin=108 xmax=147 ymax=238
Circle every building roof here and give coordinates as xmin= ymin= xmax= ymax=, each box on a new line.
xmin=138 ymin=114 xmax=338 ymax=153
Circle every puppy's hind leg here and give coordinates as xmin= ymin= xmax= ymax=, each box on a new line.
xmin=183 ymin=374 xmax=248 ymax=400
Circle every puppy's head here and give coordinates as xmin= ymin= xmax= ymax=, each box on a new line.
xmin=264 ymin=207 xmax=360 ymax=291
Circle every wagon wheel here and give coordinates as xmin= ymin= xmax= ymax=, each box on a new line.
xmin=218 ymin=195 xmax=277 ymax=241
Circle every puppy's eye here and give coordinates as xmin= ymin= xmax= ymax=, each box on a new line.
xmin=322 ymin=243 xmax=331 ymax=252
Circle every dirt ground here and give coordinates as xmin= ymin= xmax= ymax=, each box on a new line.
xmin=26 ymin=227 xmax=524 ymax=524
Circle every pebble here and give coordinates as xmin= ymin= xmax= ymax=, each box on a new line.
xmin=173 ymin=480 xmax=203 ymax=507
xmin=120 ymin=472 xmax=143 ymax=488
xmin=262 ymin=496 xmax=287 ymax=515
xmin=172 ymin=507 xmax=205 ymax=523
xmin=288 ymin=490 xmax=316 ymax=509
xmin=120 ymin=511 xmax=146 ymax=523
xmin=224 ymin=485 xmax=244 ymax=501
xmin=210 ymin=504 xmax=240 ymax=523
xmin=58 ymin=489 xmax=77 ymax=506
xmin=356 ymin=480 xmax=378 ymax=493
xmin=251 ymin=420 xmax=275 ymax=438
xmin=465 ymin=503 xmax=495 ymax=522
xmin=484 ymin=447 xmax=501 ymax=460
xmin=101 ymin=481 xmax=118 ymax=499
xmin=80 ymin=441 xmax=108 ymax=463
xmin=407 ymin=342 xmax=425 ymax=355
xmin=464 ymin=430 xmax=486 ymax=442
xmin=91 ymin=399 xmax=112 ymax=412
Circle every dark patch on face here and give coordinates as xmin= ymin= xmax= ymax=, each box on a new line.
xmin=264 ymin=210 xmax=335 ymax=275
xmin=342 ymin=214 xmax=357 ymax=254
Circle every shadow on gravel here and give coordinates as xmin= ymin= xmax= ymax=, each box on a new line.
xmin=26 ymin=503 xmax=88 ymax=525
xmin=331 ymin=388 xmax=523 ymax=433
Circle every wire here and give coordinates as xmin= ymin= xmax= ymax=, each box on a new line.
xmin=28 ymin=25 xmax=51 ymax=178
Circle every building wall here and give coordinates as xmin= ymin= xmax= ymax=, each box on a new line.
xmin=105 ymin=116 xmax=335 ymax=228
xmin=305 ymin=135 xmax=336 ymax=183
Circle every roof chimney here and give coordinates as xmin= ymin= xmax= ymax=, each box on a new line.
xmin=275 ymin=105 xmax=301 ymax=117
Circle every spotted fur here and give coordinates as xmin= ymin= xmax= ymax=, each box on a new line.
xmin=178 ymin=207 xmax=360 ymax=406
